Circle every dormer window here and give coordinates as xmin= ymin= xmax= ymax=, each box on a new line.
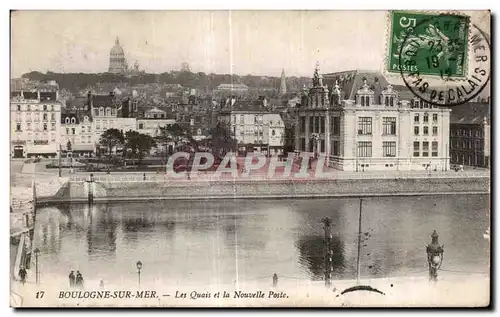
xmin=413 ymin=99 xmax=420 ymax=109
xmin=71 ymin=117 xmax=76 ymax=124
xmin=65 ymin=117 xmax=70 ymax=124
xmin=356 ymin=79 xmax=374 ymax=107
xmin=84 ymin=116 xmax=89 ymax=122
xmin=106 ymin=107 xmax=111 ymax=116
xmin=381 ymin=84 xmax=398 ymax=107
xmin=99 ymin=107 xmax=104 ymax=116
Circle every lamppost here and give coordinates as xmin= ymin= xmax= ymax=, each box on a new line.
xmin=426 ymin=230 xmax=444 ymax=282
xmin=33 ymin=248 xmax=40 ymax=285
xmin=136 ymin=261 xmax=142 ymax=288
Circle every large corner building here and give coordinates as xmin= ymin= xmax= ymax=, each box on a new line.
xmin=294 ymin=64 xmax=451 ymax=171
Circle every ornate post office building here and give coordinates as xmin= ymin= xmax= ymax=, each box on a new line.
xmin=295 ymin=65 xmax=451 ymax=171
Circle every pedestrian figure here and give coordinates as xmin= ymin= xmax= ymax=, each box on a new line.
xmin=143 ymin=173 xmax=146 ymax=181
xmin=99 ymin=279 xmax=104 ymax=289
xmin=272 ymin=273 xmax=278 ymax=288
xmin=18 ymin=266 xmax=27 ymax=285
xmin=69 ymin=270 xmax=76 ymax=288
xmin=75 ymin=271 xmax=84 ymax=289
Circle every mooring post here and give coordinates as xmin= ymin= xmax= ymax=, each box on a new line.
xmin=273 ymin=273 xmax=278 ymax=288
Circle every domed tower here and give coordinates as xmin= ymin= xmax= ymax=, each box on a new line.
xmin=108 ymin=37 xmax=127 ymax=74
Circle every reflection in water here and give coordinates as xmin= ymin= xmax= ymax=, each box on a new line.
xmin=296 ymin=235 xmax=347 ymax=280
xmin=32 ymin=195 xmax=490 ymax=287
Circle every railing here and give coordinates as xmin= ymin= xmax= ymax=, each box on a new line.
xmin=68 ymin=170 xmax=490 ymax=183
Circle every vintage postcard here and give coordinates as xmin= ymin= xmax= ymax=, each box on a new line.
xmin=9 ymin=10 xmax=491 ymax=308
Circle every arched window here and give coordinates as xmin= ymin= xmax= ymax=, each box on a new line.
xmin=385 ymin=96 xmax=389 ymax=106
xmin=390 ymin=97 xmax=394 ymax=107
xmin=99 ymin=107 xmax=104 ymax=116
xmin=106 ymin=107 xmax=111 ymax=116
xmin=65 ymin=117 xmax=70 ymax=124
xmin=366 ymin=97 xmax=370 ymax=107
xmin=360 ymin=96 xmax=366 ymax=106
xmin=71 ymin=117 xmax=76 ymax=124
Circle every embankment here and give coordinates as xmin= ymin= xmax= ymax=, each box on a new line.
xmin=37 ymin=177 xmax=490 ymax=204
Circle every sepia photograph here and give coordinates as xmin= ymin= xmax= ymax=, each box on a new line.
xmin=9 ymin=9 xmax=491 ymax=308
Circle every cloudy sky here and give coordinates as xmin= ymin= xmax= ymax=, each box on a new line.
xmin=10 ymin=10 xmax=489 ymax=79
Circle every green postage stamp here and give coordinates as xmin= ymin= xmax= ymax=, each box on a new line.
xmin=387 ymin=11 xmax=470 ymax=78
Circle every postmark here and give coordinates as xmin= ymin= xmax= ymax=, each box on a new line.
xmin=393 ymin=12 xmax=490 ymax=106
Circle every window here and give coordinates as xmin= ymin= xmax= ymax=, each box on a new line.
xmin=413 ymin=141 xmax=420 ymax=157
xmin=139 ymin=123 xmax=144 ymax=129
xmin=382 ymin=117 xmax=396 ymax=135
xmin=106 ymin=108 xmax=111 ymax=116
xmin=99 ymin=107 xmax=104 ymax=116
xmin=65 ymin=117 xmax=70 ymax=124
xmin=422 ymin=141 xmax=429 ymax=157
xmin=414 ymin=114 xmax=419 ymax=123
xmin=383 ymin=141 xmax=396 ymax=157
xmin=332 ymin=140 xmax=340 ymax=156
xmin=320 ymin=117 xmax=325 ymax=133
xmin=43 ymin=123 xmax=47 ymax=131
xmin=27 ymin=113 xmax=31 ymax=121
xmin=66 ymin=128 xmax=69 ymax=135
xmin=309 ymin=117 xmax=314 ymax=133
xmin=27 ymin=123 xmax=31 ymax=131
xmin=72 ymin=128 xmax=75 ymax=135
xmin=432 ymin=126 xmax=438 ymax=136
xmin=360 ymin=95 xmax=370 ymax=106
xmin=300 ymin=117 xmax=305 ymax=133
xmin=332 ymin=116 xmax=340 ymax=135
xmin=96 ymin=122 xmax=100 ymax=130
xmin=422 ymin=102 xmax=429 ymax=109
xmin=71 ymin=117 xmax=76 ymax=124
xmin=88 ymin=126 xmax=91 ymax=132
xmin=423 ymin=113 xmax=429 ymax=123
xmin=414 ymin=100 xmax=420 ymax=108
xmin=43 ymin=105 xmax=47 ymax=111
xmin=432 ymin=141 xmax=438 ymax=157
xmin=272 ymin=129 xmax=276 ymax=136
xmin=16 ymin=105 xmax=21 ymax=111
xmin=16 ymin=123 xmax=21 ymax=131
xmin=433 ymin=114 xmax=438 ymax=123
xmin=358 ymin=117 xmax=372 ymax=135
xmin=51 ymin=113 xmax=55 ymax=121
xmin=357 ymin=141 xmax=372 ymax=157
xmin=254 ymin=116 xmax=257 ymax=124
xmin=414 ymin=126 xmax=419 ymax=135
xmin=314 ymin=117 xmax=320 ymax=133
xmin=384 ymin=96 xmax=395 ymax=106
xmin=51 ymin=123 xmax=55 ymax=130
xmin=423 ymin=126 xmax=429 ymax=135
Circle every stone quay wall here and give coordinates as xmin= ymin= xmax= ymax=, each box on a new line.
xmin=36 ymin=177 xmax=490 ymax=204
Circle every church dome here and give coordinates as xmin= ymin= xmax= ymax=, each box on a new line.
xmin=110 ymin=37 xmax=124 ymax=56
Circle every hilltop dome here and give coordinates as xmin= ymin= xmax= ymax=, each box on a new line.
xmin=109 ymin=37 xmax=127 ymax=74
xmin=110 ymin=37 xmax=124 ymax=56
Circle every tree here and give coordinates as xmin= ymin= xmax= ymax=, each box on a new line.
xmin=99 ymin=128 xmax=124 ymax=159
xmin=137 ymin=134 xmax=156 ymax=164
xmin=209 ymin=122 xmax=238 ymax=156
xmin=124 ymin=130 xmax=141 ymax=164
xmin=156 ymin=123 xmax=189 ymax=155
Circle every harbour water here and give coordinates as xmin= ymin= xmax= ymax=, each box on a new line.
xmin=32 ymin=195 xmax=490 ymax=289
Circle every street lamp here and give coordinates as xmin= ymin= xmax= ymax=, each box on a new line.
xmin=136 ymin=261 xmax=142 ymax=288
xmin=426 ymin=230 xmax=444 ymax=282
xmin=33 ymin=248 xmax=40 ymax=285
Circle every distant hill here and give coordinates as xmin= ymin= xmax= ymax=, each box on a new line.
xmin=21 ymin=71 xmax=311 ymax=95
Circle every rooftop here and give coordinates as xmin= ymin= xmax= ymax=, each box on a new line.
xmin=450 ymin=102 xmax=490 ymax=124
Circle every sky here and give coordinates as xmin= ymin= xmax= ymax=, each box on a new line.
xmin=10 ymin=10 xmax=490 ymax=79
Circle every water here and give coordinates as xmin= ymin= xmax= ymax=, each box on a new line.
xmin=33 ymin=195 xmax=490 ymax=288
